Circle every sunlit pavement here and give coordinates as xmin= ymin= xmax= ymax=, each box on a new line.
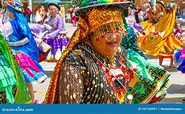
xmin=30 ymin=23 xmax=185 ymax=104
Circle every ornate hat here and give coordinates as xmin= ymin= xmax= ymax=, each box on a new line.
xmin=48 ymin=2 xmax=60 ymax=11
xmin=6 ymin=0 xmax=23 ymax=12
xmin=73 ymin=0 xmax=134 ymax=16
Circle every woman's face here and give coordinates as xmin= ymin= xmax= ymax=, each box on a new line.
xmin=90 ymin=26 xmax=123 ymax=57
xmin=48 ymin=7 xmax=57 ymax=15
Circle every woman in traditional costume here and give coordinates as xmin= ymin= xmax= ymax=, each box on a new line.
xmin=31 ymin=3 xmax=69 ymax=62
xmin=31 ymin=6 xmax=51 ymax=62
xmin=44 ymin=0 xmax=170 ymax=104
xmin=141 ymin=1 xmax=166 ymax=35
xmin=138 ymin=1 xmax=183 ymax=68
xmin=42 ymin=3 xmax=69 ymax=61
xmin=0 ymin=0 xmax=47 ymax=103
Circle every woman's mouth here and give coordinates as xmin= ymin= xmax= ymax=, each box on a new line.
xmin=106 ymin=42 xmax=117 ymax=46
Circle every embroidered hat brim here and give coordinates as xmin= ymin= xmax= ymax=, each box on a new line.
xmin=75 ymin=2 xmax=134 ymax=16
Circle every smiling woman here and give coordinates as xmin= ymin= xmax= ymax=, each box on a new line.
xmin=44 ymin=0 xmax=171 ymax=104
xmin=44 ymin=1 xmax=133 ymax=104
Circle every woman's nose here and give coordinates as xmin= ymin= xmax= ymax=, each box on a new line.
xmin=106 ymin=33 xmax=117 ymax=41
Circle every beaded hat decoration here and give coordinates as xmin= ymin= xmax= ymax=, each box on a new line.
xmin=73 ymin=0 xmax=134 ymax=16
xmin=72 ymin=0 xmax=134 ymax=37
xmin=6 ymin=0 xmax=23 ymax=12
xmin=87 ymin=7 xmax=126 ymax=39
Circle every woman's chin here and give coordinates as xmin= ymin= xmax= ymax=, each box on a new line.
xmin=103 ymin=50 xmax=117 ymax=57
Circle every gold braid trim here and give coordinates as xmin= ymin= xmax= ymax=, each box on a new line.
xmin=140 ymin=72 xmax=170 ymax=104
xmin=44 ymin=15 xmax=90 ymax=103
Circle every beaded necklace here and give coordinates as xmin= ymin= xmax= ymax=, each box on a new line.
xmin=78 ymin=43 xmax=133 ymax=103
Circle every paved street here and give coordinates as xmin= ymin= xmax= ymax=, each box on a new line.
xmin=30 ymin=23 xmax=185 ymax=104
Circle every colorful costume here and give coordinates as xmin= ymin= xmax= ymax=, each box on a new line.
xmin=174 ymin=30 xmax=185 ymax=73
xmin=121 ymin=24 xmax=146 ymax=58
xmin=177 ymin=49 xmax=185 ymax=73
xmin=32 ymin=3 xmax=69 ymax=62
xmin=44 ymin=0 xmax=170 ymax=104
xmin=141 ymin=1 xmax=166 ymax=35
xmin=43 ymin=15 xmax=70 ymax=61
xmin=31 ymin=25 xmax=51 ymax=62
xmin=1 ymin=0 xmax=47 ymax=84
xmin=41 ymin=3 xmax=70 ymax=61
xmin=137 ymin=2 xmax=183 ymax=58
xmin=126 ymin=7 xmax=143 ymax=36
xmin=121 ymin=24 xmax=170 ymax=104
xmin=0 ymin=32 xmax=31 ymax=104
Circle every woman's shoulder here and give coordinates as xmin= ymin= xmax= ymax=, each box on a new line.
xmin=61 ymin=43 xmax=88 ymax=66
xmin=65 ymin=42 xmax=93 ymax=58
xmin=64 ymin=43 xmax=84 ymax=57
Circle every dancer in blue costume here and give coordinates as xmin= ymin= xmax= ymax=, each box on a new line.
xmin=0 ymin=0 xmax=47 ymax=103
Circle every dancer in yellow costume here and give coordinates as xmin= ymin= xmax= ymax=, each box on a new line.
xmin=141 ymin=1 xmax=166 ymax=35
xmin=138 ymin=1 xmax=183 ymax=67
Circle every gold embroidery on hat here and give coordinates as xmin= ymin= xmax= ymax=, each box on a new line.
xmin=87 ymin=7 xmax=124 ymax=33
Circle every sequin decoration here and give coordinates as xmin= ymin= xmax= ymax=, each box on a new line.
xmin=87 ymin=7 xmax=124 ymax=33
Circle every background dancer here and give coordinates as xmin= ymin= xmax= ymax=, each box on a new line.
xmin=138 ymin=0 xmax=183 ymax=68
xmin=0 ymin=0 xmax=47 ymax=103
xmin=32 ymin=2 xmax=69 ymax=62
xmin=0 ymin=32 xmax=31 ymax=104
